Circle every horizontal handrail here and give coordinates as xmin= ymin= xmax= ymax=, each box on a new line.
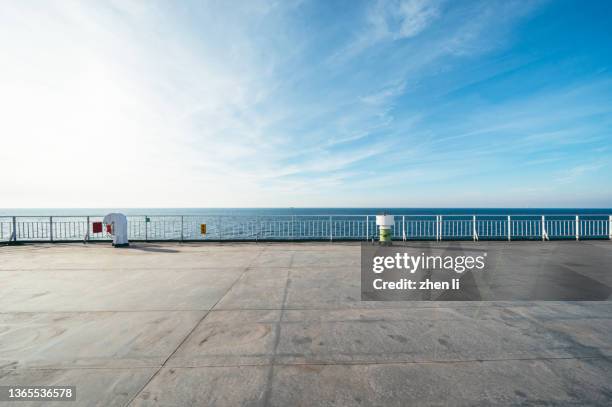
xmin=2 ymin=213 xmax=612 ymax=218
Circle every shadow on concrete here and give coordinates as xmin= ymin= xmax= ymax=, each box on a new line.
xmin=127 ymin=245 xmax=180 ymax=253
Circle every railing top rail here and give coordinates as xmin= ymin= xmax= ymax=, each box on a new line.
xmin=1 ymin=213 xmax=612 ymax=219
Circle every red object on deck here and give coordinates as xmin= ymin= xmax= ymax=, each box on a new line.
xmin=106 ymin=224 xmax=112 ymax=234
xmin=92 ymin=222 xmax=102 ymax=234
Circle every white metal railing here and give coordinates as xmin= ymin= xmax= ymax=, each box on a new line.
xmin=1 ymin=214 xmax=611 ymax=243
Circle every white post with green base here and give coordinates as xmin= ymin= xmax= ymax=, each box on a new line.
xmin=376 ymin=215 xmax=395 ymax=245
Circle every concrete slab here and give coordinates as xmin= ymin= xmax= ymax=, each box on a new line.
xmin=277 ymin=307 xmax=612 ymax=364
xmin=0 ymin=243 xmax=263 ymax=271
xmin=0 ymin=311 xmax=205 ymax=369
xmin=290 ymin=248 xmax=361 ymax=268
xmin=0 ymin=242 xmax=610 ymax=406
xmin=268 ymin=358 xmax=612 ymax=407
xmin=167 ymin=310 xmax=280 ymax=367
xmin=250 ymin=251 xmax=295 ymax=268
xmin=277 ymin=310 xmax=437 ymax=364
xmin=215 ymin=269 xmax=290 ymax=310
xmin=0 ymin=267 xmax=245 ymax=311
xmin=285 ymin=272 xmax=364 ymax=309
xmin=0 ymin=368 xmax=156 ymax=407
xmin=130 ymin=366 xmax=268 ymax=406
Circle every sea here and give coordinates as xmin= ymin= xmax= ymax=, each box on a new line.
xmin=1 ymin=208 xmax=611 ymax=217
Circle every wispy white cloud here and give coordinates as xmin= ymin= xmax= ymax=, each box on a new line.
xmin=554 ymin=163 xmax=606 ymax=184
xmin=0 ymin=0 xmax=609 ymax=207
xmin=0 ymin=0 xmax=295 ymax=206
xmin=369 ymin=0 xmax=441 ymax=40
xmin=329 ymin=0 xmax=441 ymax=64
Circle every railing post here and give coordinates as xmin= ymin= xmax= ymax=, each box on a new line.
xmin=402 ymin=216 xmax=406 ymax=241
xmin=575 ymin=215 xmax=579 ymax=241
xmin=436 ymin=216 xmax=440 ymax=241
xmin=255 ymin=216 xmax=259 ymax=242
xmin=85 ymin=216 xmax=90 ymax=242
xmin=609 ymin=215 xmax=612 ymax=240
xmin=145 ymin=215 xmax=148 ymax=241
xmin=329 ymin=216 xmax=333 ymax=242
xmin=11 ymin=216 xmax=17 ymax=242
xmin=507 ymin=216 xmax=511 ymax=241
xmin=365 ymin=215 xmax=369 ymax=241
xmin=49 ymin=216 xmax=53 ymax=242
xmin=472 ymin=215 xmax=476 ymax=241
xmin=541 ymin=215 xmax=546 ymax=241
xmin=181 ymin=215 xmax=184 ymax=242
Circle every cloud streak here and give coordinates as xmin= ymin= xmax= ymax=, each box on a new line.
xmin=0 ymin=0 xmax=610 ymax=207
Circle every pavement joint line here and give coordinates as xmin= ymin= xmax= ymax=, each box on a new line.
xmin=175 ymin=353 xmax=612 ymax=366
xmin=261 ymin=252 xmax=294 ymax=407
xmin=0 ymin=310 xmax=215 ymax=314
xmin=123 ymin=246 xmax=268 ymax=407
xmin=10 ymin=345 xmax=609 ymax=369
xmin=3 ymin=354 xmax=610 ymax=372
xmin=3 ymin=302 xmax=610 ymax=314
xmin=432 ymin=308 xmax=440 ymax=361
xmin=0 ymin=367 xmax=162 ymax=371
xmin=0 ymin=264 xmax=358 ymax=272
xmin=0 ymin=267 xmax=256 ymax=272
xmin=0 ymin=302 xmax=612 ymax=319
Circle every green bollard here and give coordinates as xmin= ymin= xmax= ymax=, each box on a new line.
xmin=379 ymin=227 xmax=392 ymax=244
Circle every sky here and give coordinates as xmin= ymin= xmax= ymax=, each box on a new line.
xmin=1 ymin=0 xmax=611 ymax=208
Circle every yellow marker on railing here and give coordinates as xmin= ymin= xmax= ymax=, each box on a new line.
xmin=200 ymin=224 xmax=207 ymax=235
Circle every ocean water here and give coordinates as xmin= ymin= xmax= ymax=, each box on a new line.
xmin=1 ymin=208 xmax=611 ymax=216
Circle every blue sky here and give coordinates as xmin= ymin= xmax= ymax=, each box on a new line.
xmin=1 ymin=0 xmax=611 ymax=207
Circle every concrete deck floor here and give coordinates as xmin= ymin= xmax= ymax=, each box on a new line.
xmin=0 ymin=242 xmax=611 ymax=406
